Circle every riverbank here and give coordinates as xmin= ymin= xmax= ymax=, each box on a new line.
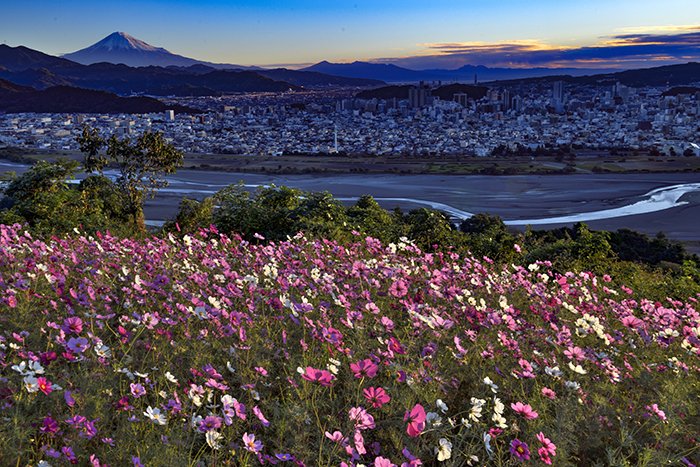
xmin=3 ymin=146 xmax=700 ymax=176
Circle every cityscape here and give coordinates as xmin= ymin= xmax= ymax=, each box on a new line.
xmin=2 ymin=79 xmax=699 ymax=157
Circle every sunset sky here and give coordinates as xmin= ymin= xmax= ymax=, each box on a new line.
xmin=2 ymin=0 xmax=699 ymax=69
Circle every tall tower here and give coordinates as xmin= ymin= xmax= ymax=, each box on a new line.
xmin=333 ymin=124 xmax=338 ymax=153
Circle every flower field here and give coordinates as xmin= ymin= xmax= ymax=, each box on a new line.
xmin=0 ymin=223 xmax=698 ymax=466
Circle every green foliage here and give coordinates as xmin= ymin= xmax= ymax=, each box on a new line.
xmin=460 ymin=213 xmax=517 ymax=262
xmin=0 ymin=160 xmax=133 ymax=236
xmin=164 ymin=197 xmax=215 ymax=234
xmin=77 ymin=126 xmax=184 ymax=231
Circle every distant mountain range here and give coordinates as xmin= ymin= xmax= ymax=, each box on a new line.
xmin=0 ymin=78 xmax=199 ymax=114
xmin=489 ymin=62 xmax=700 ymax=87
xmin=63 ymin=32 xmax=255 ymax=70
xmin=301 ymin=60 xmax=623 ymax=83
xmin=0 ymin=42 xmax=382 ymax=97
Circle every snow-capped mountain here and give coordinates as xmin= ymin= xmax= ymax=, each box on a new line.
xmin=63 ymin=32 xmax=250 ymax=69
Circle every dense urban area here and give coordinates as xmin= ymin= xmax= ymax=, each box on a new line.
xmin=1 ymin=80 xmax=699 ymax=157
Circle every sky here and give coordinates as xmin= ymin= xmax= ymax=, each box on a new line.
xmin=1 ymin=0 xmax=699 ymax=69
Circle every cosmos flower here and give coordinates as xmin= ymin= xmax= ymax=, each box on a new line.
xmin=404 ymin=404 xmax=426 ymax=438
xmin=511 ymin=402 xmax=538 ymax=420
xmin=509 ymin=439 xmax=531 ymax=461
xmin=363 ymin=387 xmax=391 ymax=408
xmin=242 ymin=432 xmax=263 ymax=453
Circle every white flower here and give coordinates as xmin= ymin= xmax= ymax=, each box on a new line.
xmin=426 ymin=411 xmax=443 ymax=427
xmin=545 ymin=365 xmax=563 ymax=378
xmin=436 ymin=398 xmax=449 ymax=413
xmin=483 ymin=376 xmax=499 ymax=393
xmin=94 ymin=344 xmax=112 ymax=358
xmin=206 ymin=430 xmax=223 ymax=450
xmin=28 ymin=360 xmax=45 ymax=374
xmin=37 ymin=461 xmax=53 ymax=467
xmin=569 ymin=362 xmax=588 ymax=375
xmin=144 ymin=406 xmax=167 ymax=425
xmin=493 ymin=397 xmax=505 ymax=415
xmin=165 ymin=371 xmax=178 ymax=384
xmin=469 ymin=397 xmax=486 ymax=422
xmin=565 ymin=380 xmax=581 ymax=391
xmin=24 ymin=375 xmax=39 ymax=393
xmin=483 ymin=432 xmax=494 ymax=458
xmin=11 ymin=361 xmax=28 ymax=375
xmin=492 ymin=412 xmax=508 ymax=429
xmin=435 ymin=438 xmax=452 ymax=461
xmin=226 ymin=361 xmax=236 ymax=374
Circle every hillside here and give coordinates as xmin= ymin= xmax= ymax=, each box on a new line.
xmin=0 ymin=82 xmax=199 ymax=114
xmin=0 ymin=223 xmax=697 ymax=465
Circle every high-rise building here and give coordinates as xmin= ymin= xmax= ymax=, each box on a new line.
xmin=409 ymin=82 xmax=431 ymax=109
xmin=551 ymin=81 xmax=565 ymax=113
xmin=453 ymin=93 xmax=470 ymax=107
xmin=165 ymin=109 xmax=175 ymax=121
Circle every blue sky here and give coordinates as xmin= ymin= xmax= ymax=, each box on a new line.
xmin=1 ymin=0 xmax=699 ymax=69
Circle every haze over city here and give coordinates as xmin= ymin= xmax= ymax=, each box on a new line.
xmin=2 ymin=0 xmax=699 ymax=69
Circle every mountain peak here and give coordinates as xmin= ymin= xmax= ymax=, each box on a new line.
xmin=87 ymin=32 xmax=165 ymax=53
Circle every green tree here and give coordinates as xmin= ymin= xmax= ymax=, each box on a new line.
xmin=347 ymin=195 xmax=396 ymax=242
xmin=164 ymin=197 xmax=215 ymax=234
xmin=0 ymin=160 xmax=127 ymax=235
xmin=460 ymin=213 xmax=517 ymax=262
xmin=77 ymin=126 xmax=183 ymax=231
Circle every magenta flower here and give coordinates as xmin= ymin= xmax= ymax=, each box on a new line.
xmin=350 ymin=359 xmax=379 ymax=378
xmin=40 ymin=416 xmax=59 ymax=435
xmin=242 ymin=432 xmax=263 ymax=453
xmin=511 ymin=402 xmax=538 ymax=420
xmin=541 ymin=387 xmax=556 ymax=400
xmin=363 ymin=387 xmax=391 ymax=408
xmin=37 ymin=376 xmax=53 ymax=395
xmin=61 ymin=316 xmax=83 ymax=335
xmin=199 ymin=415 xmax=223 ymax=432
xmin=404 ymin=404 xmax=426 ymax=438
xmin=301 ymin=366 xmax=335 ymax=386
xmin=509 ymin=439 xmax=531 ymax=461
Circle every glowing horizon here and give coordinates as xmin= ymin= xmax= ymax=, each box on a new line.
xmin=1 ymin=0 xmax=699 ymax=69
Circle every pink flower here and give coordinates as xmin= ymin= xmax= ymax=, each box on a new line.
xmin=404 ymin=404 xmax=426 ymax=438
xmin=253 ymin=406 xmax=270 ymax=427
xmin=511 ymin=402 xmax=538 ymax=420
xmin=645 ymin=404 xmax=667 ymax=421
xmin=536 ymin=432 xmax=557 ymax=456
xmin=130 ymin=383 xmax=146 ymax=398
xmin=37 ymin=377 xmax=53 ymax=395
xmin=541 ymin=387 xmax=557 ymax=400
xmin=389 ymin=280 xmax=408 ymax=298
xmin=349 ymin=406 xmax=376 ymax=430
xmin=509 ymin=438 xmax=531 ymax=461
xmin=375 ymin=456 xmax=396 ymax=467
xmin=242 ymin=432 xmax=263 ymax=453
xmin=350 ymin=359 xmax=379 ymax=378
xmin=538 ymin=447 xmax=553 ymax=465
xmin=325 ymin=430 xmax=345 ymax=443
xmin=301 ymin=366 xmax=335 ymax=386
xmin=363 ymin=387 xmax=391 ymax=408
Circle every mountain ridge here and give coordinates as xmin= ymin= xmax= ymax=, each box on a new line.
xmin=63 ymin=32 xmax=254 ymax=70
